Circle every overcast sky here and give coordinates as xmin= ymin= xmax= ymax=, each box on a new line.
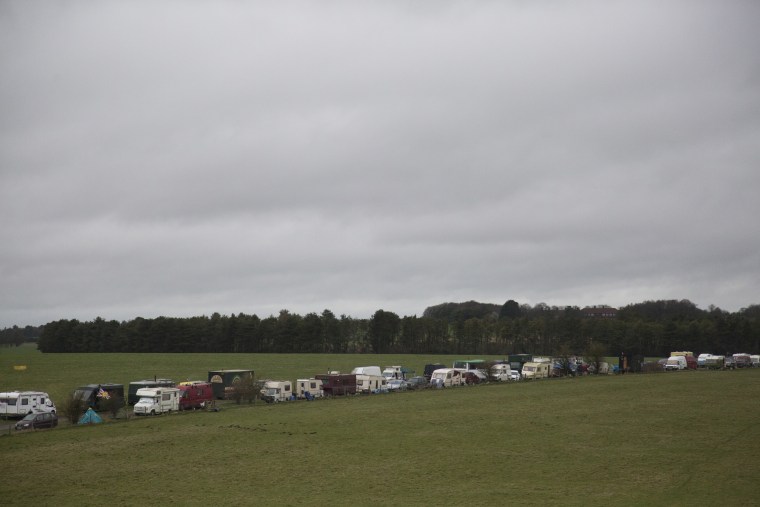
xmin=1 ymin=1 xmax=759 ymax=328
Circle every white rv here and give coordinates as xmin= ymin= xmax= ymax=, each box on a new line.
xmin=0 ymin=391 xmax=56 ymax=418
xmin=261 ymin=381 xmax=294 ymax=403
xmin=356 ymin=375 xmax=387 ymax=394
xmin=490 ymin=364 xmax=512 ymax=381
xmin=295 ymin=378 xmax=323 ymax=399
xmin=429 ymin=368 xmax=464 ymax=388
xmin=133 ymin=387 xmax=180 ymax=415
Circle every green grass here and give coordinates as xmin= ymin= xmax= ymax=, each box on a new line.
xmin=1 ymin=345 xmax=759 ymax=505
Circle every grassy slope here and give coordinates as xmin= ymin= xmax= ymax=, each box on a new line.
xmin=1 ymin=346 xmax=759 ymax=505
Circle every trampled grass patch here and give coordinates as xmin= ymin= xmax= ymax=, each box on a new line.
xmin=1 ymin=346 xmax=759 ymax=505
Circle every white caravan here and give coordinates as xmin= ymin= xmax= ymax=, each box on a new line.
xmin=521 ymin=362 xmax=550 ymax=380
xmin=429 ymin=368 xmax=464 ymax=388
xmin=0 ymin=391 xmax=56 ymax=418
xmin=295 ymin=378 xmax=324 ymax=399
xmin=382 ymin=366 xmax=407 ymax=380
xmin=133 ymin=387 xmax=180 ymax=415
xmin=356 ymin=375 xmax=387 ymax=394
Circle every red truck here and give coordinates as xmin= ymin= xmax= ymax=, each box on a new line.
xmin=177 ymin=381 xmax=214 ymax=410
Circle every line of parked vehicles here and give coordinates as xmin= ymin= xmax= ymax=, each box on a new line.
xmin=3 ymin=352 xmax=758 ymax=430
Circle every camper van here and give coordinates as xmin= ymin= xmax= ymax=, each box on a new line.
xmin=429 ymin=368 xmax=464 ymax=388
xmin=733 ymin=353 xmax=752 ymax=368
xmin=261 ymin=381 xmax=294 ymax=403
xmin=133 ymin=387 xmax=180 ymax=415
xmin=664 ymin=356 xmax=687 ymax=370
xmin=295 ymin=378 xmax=324 ymax=399
xmin=128 ymin=379 xmax=175 ymax=405
xmin=490 ymin=363 xmax=512 ymax=381
xmin=0 ymin=391 xmax=56 ymax=418
xmin=356 ymin=375 xmax=387 ymax=394
xmin=177 ymin=381 xmax=213 ymax=410
xmin=521 ymin=362 xmax=550 ymax=380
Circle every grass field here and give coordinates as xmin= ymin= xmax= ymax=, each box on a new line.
xmin=1 ymin=345 xmax=759 ymax=506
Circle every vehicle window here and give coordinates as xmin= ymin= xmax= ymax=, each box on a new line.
xmin=310 ymin=382 xmax=316 ymax=389
xmin=21 ymin=398 xmax=29 ymax=406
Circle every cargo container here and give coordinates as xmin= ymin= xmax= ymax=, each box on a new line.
xmin=207 ymin=369 xmax=254 ymax=399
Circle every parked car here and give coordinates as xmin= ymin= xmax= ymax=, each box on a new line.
xmin=509 ymin=370 xmax=521 ymax=381
xmin=463 ymin=371 xmax=483 ymax=385
xmin=387 ymin=379 xmax=408 ymax=391
xmin=15 ymin=411 xmax=58 ymax=431
xmin=405 ymin=376 xmax=428 ymax=390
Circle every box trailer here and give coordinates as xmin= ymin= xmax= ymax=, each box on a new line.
xmin=133 ymin=387 xmax=180 ymax=415
xmin=0 ymin=391 xmax=56 ymax=418
xmin=208 ymin=369 xmax=254 ymax=399
xmin=73 ymin=384 xmax=125 ymax=411
xmin=315 ymin=373 xmax=357 ymax=396
xmin=295 ymin=378 xmax=324 ymax=399
xmin=177 ymin=381 xmax=214 ymax=410
xmin=128 ymin=379 xmax=175 ymax=405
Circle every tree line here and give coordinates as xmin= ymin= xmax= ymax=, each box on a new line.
xmin=0 ymin=325 xmax=43 ymax=347
xmin=29 ymin=299 xmax=760 ymax=357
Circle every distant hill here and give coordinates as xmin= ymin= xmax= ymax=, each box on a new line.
xmin=422 ymin=301 xmax=500 ymax=321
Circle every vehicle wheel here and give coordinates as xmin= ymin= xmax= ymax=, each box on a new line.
xmin=150 ymin=410 xmax=156 ymax=416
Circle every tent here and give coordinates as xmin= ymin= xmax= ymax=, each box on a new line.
xmin=78 ymin=407 xmax=103 ymax=425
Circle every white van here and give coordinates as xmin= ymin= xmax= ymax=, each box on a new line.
xmin=133 ymin=387 xmax=180 ymax=415
xmin=664 ymin=356 xmax=687 ymax=371
xmin=490 ymin=364 xmax=512 ymax=381
xmin=261 ymin=381 xmax=294 ymax=403
xmin=0 ymin=391 xmax=56 ymax=417
xmin=430 ymin=368 xmax=464 ymax=388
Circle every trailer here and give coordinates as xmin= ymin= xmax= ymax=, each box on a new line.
xmin=315 ymin=373 xmax=357 ymax=396
xmin=295 ymin=378 xmax=324 ymax=399
xmin=207 ymin=369 xmax=254 ymax=399
xmin=430 ymin=368 xmax=464 ymax=388
xmin=521 ymin=362 xmax=550 ymax=379
xmin=356 ymin=374 xmax=387 ymax=394
xmin=133 ymin=387 xmax=180 ymax=415
xmin=127 ymin=379 xmax=175 ymax=405
xmin=177 ymin=381 xmax=214 ymax=410
xmin=423 ymin=363 xmax=446 ymax=380
xmin=73 ymin=384 xmax=125 ymax=411
xmin=0 ymin=391 xmax=56 ymax=418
